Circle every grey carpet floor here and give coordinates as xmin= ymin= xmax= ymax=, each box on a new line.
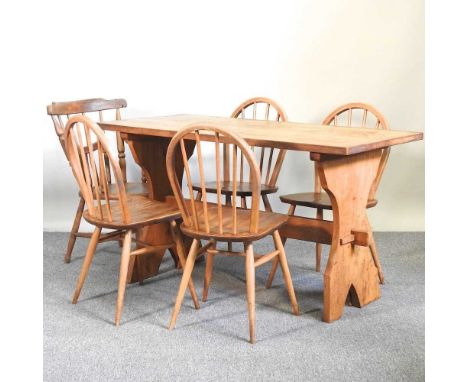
xmin=43 ymin=232 xmax=424 ymax=382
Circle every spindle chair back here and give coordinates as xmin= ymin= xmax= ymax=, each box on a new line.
xmin=47 ymin=98 xmax=128 ymax=183
xmin=191 ymin=97 xmax=287 ymax=213
xmin=64 ymin=115 xmax=130 ymax=225
xmin=167 ymin=124 xmax=262 ymax=239
xmin=317 ymin=102 xmax=390 ymax=200
xmin=228 ymin=97 xmax=287 ymax=189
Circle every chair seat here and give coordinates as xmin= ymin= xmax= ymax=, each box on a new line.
xmin=280 ymin=192 xmax=378 ymax=210
xmin=179 ymin=201 xmax=288 ymax=242
xmin=192 ymin=181 xmax=278 ymax=197
xmin=79 ymin=182 xmax=148 ymax=199
xmin=83 ymin=195 xmax=181 ymax=229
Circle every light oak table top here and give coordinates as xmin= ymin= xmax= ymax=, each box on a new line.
xmin=100 ymin=114 xmax=423 ymax=155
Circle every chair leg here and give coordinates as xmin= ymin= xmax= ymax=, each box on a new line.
xmin=170 ymin=221 xmax=200 ymax=309
xmin=241 ymin=196 xmax=247 ymax=209
xmin=266 ymin=257 xmax=279 ymax=289
xmin=316 ymin=208 xmax=323 ymax=272
xmin=168 ymin=247 xmax=180 ymax=268
xmin=169 ymin=239 xmax=200 ymax=330
xmin=72 ymin=227 xmax=101 ymax=304
xmin=126 ymin=255 xmax=136 ymax=284
xmin=225 ymin=196 xmax=233 ymax=251
xmin=196 ymin=191 xmax=202 ymax=201
xmin=65 ymin=197 xmax=85 ymax=263
xmin=370 ymin=239 xmax=385 ymax=284
xmin=272 ymin=230 xmax=300 ymax=315
xmin=245 ymin=242 xmax=256 ymax=344
xmin=262 ymin=194 xmax=272 ymax=212
xmin=266 ymin=204 xmax=295 ymax=288
xmin=115 ymin=230 xmax=133 ymax=326
xmin=202 ymin=252 xmax=214 ymax=302
xmin=136 ymin=256 xmax=145 ymax=285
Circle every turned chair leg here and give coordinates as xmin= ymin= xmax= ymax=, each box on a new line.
xmin=241 ymin=196 xmax=247 ymax=209
xmin=115 ymin=230 xmax=133 ymax=326
xmin=272 ymin=230 xmax=300 ymax=315
xmin=168 ymin=247 xmax=180 ymax=268
xmin=203 ymin=252 xmax=214 ymax=302
xmin=370 ymin=239 xmax=385 ymax=284
xmin=126 ymin=256 xmax=136 ymax=284
xmin=136 ymin=256 xmax=145 ymax=285
xmin=65 ymin=197 xmax=85 ymax=263
xmin=169 ymin=239 xmax=200 ymax=330
xmin=245 ymin=242 xmax=256 ymax=344
xmin=315 ymin=208 xmax=323 ymax=272
xmin=262 ymin=194 xmax=272 ymax=212
xmin=170 ymin=221 xmax=200 ymax=309
xmin=225 ymin=196 xmax=233 ymax=251
xmin=72 ymin=227 xmax=101 ymax=303
xmin=266 ymin=204 xmax=295 ymax=288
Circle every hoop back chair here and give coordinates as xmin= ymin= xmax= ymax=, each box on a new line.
xmin=192 ymin=97 xmax=287 ymax=212
xmin=166 ymin=124 xmax=299 ymax=344
xmin=268 ymin=103 xmax=389 ymax=287
xmin=47 ymin=98 xmax=148 ymax=263
xmin=63 ymin=115 xmax=199 ymax=325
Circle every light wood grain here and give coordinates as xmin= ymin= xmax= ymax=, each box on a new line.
xmin=318 ymin=150 xmax=382 ymax=322
xmin=100 ymin=114 xmax=423 ymax=155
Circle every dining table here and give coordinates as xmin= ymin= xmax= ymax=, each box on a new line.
xmin=100 ymin=114 xmax=423 ymax=323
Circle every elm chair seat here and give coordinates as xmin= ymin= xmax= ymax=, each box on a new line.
xmin=83 ymin=195 xmax=181 ymax=229
xmin=78 ymin=182 xmax=148 ymax=199
xmin=191 ymin=181 xmax=278 ymax=197
xmin=179 ymin=201 xmax=288 ymax=242
xmin=280 ymin=192 xmax=378 ymax=210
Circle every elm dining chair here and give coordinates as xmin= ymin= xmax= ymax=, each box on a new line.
xmin=47 ymin=98 xmax=148 ymax=263
xmin=191 ymin=97 xmax=288 ymax=212
xmin=267 ymin=103 xmax=389 ymax=287
xmin=166 ymin=124 xmax=300 ymax=344
xmin=193 ymin=97 xmax=287 ymax=255
xmin=63 ymin=115 xmax=199 ymax=325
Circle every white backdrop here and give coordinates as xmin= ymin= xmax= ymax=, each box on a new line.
xmin=42 ymin=0 xmax=424 ymax=232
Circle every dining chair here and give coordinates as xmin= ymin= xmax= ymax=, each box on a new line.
xmin=166 ymin=123 xmax=300 ymax=344
xmin=63 ymin=115 xmax=199 ymax=325
xmin=267 ymin=103 xmax=389 ymax=288
xmin=47 ymin=98 xmax=148 ymax=263
xmin=191 ymin=97 xmax=287 ymax=212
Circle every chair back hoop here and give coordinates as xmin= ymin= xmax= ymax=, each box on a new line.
xmin=46 ymin=98 xmax=127 ymax=183
xmin=166 ymin=124 xmax=262 ymax=235
xmin=63 ymin=115 xmax=130 ymax=224
xmin=315 ymin=103 xmax=390 ymax=201
xmin=224 ymin=97 xmax=287 ymax=187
